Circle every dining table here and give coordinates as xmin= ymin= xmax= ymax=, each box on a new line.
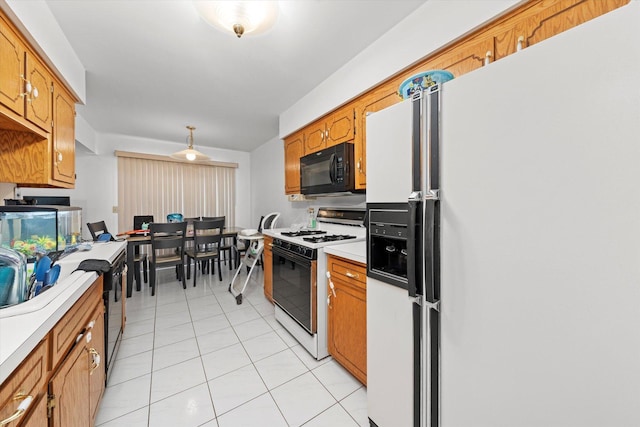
xmin=123 ymin=226 xmax=244 ymax=297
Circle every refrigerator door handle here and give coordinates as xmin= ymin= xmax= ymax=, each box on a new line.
xmin=423 ymin=199 xmax=438 ymax=304
xmin=407 ymin=192 xmax=423 ymax=298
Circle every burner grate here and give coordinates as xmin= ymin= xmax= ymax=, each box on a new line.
xmin=302 ymin=234 xmax=357 ymax=243
xmin=281 ymin=230 xmax=327 ymax=237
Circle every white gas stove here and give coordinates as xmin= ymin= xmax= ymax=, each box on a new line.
xmin=263 ymin=207 xmax=365 ymax=360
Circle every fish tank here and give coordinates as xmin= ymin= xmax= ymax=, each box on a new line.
xmin=0 ymin=206 xmax=83 ymax=262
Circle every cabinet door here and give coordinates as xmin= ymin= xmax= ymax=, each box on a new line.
xmin=52 ymin=85 xmax=75 ymax=184
xmin=327 ymin=256 xmax=367 ymax=385
xmin=328 ymin=275 xmax=367 ymax=385
xmin=263 ymin=236 xmax=273 ymax=302
xmin=303 ymin=120 xmax=326 ymax=154
xmin=18 ymin=392 xmax=48 ymax=427
xmin=431 ymin=35 xmax=495 ymax=77
xmin=0 ymin=14 xmax=25 ymax=116
xmin=284 ymin=132 xmax=304 ymax=194
xmin=49 ymin=339 xmax=91 ymax=427
xmin=88 ymin=303 xmax=105 ymax=423
xmin=0 ymin=339 xmax=48 ymax=426
xmin=24 ymin=53 xmax=53 ymax=132
xmin=326 ymin=105 xmax=354 ymax=147
xmin=353 ymin=84 xmax=400 ymax=190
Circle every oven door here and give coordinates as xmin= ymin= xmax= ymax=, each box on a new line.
xmin=272 ymin=246 xmax=317 ymax=334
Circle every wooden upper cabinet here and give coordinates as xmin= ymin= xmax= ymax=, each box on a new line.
xmin=52 ymin=85 xmax=75 ymax=185
xmin=326 ymin=104 xmax=354 ymax=148
xmin=304 ymin=105 xmax=355 ymax=155
xmin=284 ymin=131 xmax=304 ymax=194
xmin=25 ymin=53 xmax=53 ymax=132
xmin=495 ymin=0 xmax=629 ymax=60
xmin=430 ymin=35 xmax=495 ymax=77
xmin=282 ymin=0 xmax=629 ymax=195
xmin=0 ymin=14 xmax=25 ymax=116
xmin=354 ymin=83 xmax=400 ymax=190
xmin=304 ymin=120 xmax=326 ymax=154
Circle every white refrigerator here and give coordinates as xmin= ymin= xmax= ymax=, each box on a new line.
xmin=366 ymin=3 xmax=640 ymax=426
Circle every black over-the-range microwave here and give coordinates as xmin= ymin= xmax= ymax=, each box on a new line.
xmin=299 ymin=142 xmax=362 ymax=196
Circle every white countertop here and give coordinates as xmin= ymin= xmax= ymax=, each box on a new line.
xmin=324 ymin=241 xmax=367 ymax=265
xmin=0 ymin=241 xmax=126 ymax=384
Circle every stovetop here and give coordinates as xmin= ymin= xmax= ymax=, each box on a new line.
xmin=302 ymin=234 xmax=357 ymax=243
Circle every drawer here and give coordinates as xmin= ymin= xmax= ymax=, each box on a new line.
xmin=328 ymin=255 xmax=366 ymax=287
xmin=0 ymin=338 xmax=48 ymax=426
xmin=51 ymin=276 xmax=103 ymax=368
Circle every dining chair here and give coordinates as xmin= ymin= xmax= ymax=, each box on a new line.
xmin=149 ymin=221 xmax=187 ymax=296
xmin=132 ymin=215 xmax=154 ymax=287
xmin=235 ymin=212 xmax=280 ymax=269
xmin=185 ymin=218 xmax=224 ymax=286
xmin=202 ymin=216 xmax=234 ymax=270
xmin=87 ymin=221 xmax=110 ymax=241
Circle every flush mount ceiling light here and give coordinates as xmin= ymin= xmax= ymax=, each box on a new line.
xmin=171 ymin=126 xmax=209 ymax=162
xmin=193 ymin=1 xmax=279 ymax=38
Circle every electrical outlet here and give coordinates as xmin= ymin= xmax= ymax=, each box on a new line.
xmin=112 ymin=206 xmax=118 ymax=213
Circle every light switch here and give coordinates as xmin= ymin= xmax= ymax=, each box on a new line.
xmin=112 ymin=206 xmax=118 ymax=213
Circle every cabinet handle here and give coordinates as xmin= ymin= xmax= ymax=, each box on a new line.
xmin=327 ymin=295 xmax=332 ymax=308
xmin=0 ymin=394 xmax=33 ymax=426
xmin=325 ymin=130 xmax=329 ymax=140
xmin=88 ymin=348 xmax=101 ymax=375
xmin=484 ymin=51 xmax=492 ymax=66
xmin=19 ymin=75 xmax=38 ymax=102
xmin=56 ymin=152 xmax=63 ymax=162
xmin=516 ymin=36 xmax=525 ymax=52
xmin=345 ymin=271 xmax=359 ymax=279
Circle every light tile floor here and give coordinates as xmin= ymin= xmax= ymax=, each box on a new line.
xmin=96 ymin=261 xmax=368 ymax=427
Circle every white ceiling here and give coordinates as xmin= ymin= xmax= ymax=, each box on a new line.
xmin=45 ymin=0 xmax=426 ymax=152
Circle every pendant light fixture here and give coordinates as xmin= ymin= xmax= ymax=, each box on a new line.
xmin=171 ymin=126 xmax=209 ymax=162
xmin=193 ymin=1 xmax=279 ymax=38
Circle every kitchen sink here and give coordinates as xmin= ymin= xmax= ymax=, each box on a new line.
xmin=0 ymin=261 xmax=87 ymax=319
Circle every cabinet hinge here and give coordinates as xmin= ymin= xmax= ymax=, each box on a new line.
xmin=47 ymin=393 xmax=56 ymax=418
xmin=50 ymin=83 xmax=53 ymax=93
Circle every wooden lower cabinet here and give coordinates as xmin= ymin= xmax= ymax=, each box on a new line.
xmin=20 ymin=393 xmax=48 ymax=426
xmin=0 ymin=338 xmax=48 ymax=426
xmin=88 ymin=304 xmax=105 ymax=422
xmin=326 ymin=255 xmax=367 ymax=385
xmin=49 ymin=290 xmax=104 ymax=427
xmin=0 ymin=276 xmax=105 ymax=427
xmin=48 ymin=335 xmax=91 ymax=427
xmin=263 ymin=235 xmax=273 ymax=302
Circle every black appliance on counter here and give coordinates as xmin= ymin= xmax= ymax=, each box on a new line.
xmin=103 ymin=249 xmax=126 ymax=383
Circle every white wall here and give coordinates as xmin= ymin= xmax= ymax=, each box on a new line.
xmin=279 ymin=0 xmax=520 ymax=137
xmin=20 ymin=134 xmax=252 ymax=240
